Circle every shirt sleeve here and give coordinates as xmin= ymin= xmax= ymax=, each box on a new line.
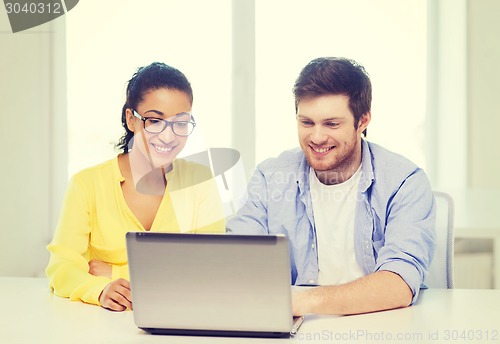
xmin=111 ymin=263 xmax=129 ymax=281
xmin=46 ymin=175 xmax=110 ymax=306
xmin=374 ymin=169 xmax=437 ymax=304
xmin=226 ymin=167 xmax=270 ymax=235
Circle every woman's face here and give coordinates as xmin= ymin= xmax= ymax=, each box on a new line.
xmin=126 ymin=88 xmax=192 ymax=168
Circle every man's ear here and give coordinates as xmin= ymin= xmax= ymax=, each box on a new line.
xmin=358 ymin=112 xmax=371 ymax=134
xmin=125 ymin=108 xmax=136 ymax=132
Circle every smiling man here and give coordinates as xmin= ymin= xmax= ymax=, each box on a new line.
xmin=227 ymin=57 xmax=436 ymax=316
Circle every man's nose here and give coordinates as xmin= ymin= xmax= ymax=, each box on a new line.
xmin=310 ymin=126 xmax=328 ymax=144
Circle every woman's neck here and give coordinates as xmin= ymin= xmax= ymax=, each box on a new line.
xmin=122 ymin=150 xmax=172 ymax=196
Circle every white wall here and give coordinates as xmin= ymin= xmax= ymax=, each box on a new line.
xmin=467 ymin=0 xmax=500 ymax=188
xmin=0 ymin=12 xmax=67 ymax=276
xmin=427 ymin=0 xmax=468 ymax=191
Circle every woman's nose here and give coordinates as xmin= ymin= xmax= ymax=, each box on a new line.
xmin=158 ymin=124 xmax=176 ymax=143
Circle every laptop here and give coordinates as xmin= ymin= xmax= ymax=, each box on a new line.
xmin=126 ymin=232 xmax=304 ymax=338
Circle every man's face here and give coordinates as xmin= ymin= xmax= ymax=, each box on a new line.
xmin=296 ymin=94 xmax=370 ymax=184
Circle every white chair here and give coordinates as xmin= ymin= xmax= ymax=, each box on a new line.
xmin=423 ymin=191 xmax=455 ymax=288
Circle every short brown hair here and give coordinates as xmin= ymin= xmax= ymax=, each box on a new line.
xmin=293 ymin=57 xmax=372 ymax=134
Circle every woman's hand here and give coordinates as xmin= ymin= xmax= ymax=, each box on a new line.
xmin=99 ymin=278 xmax=132 ymax=311
xmin=88 ymin=259 xmax=112 ymax=279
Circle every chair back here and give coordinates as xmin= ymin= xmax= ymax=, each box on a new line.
xmin=424 ymin=191 xmax=454 ymax=288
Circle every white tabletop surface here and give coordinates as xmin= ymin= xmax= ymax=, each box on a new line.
xmin=1 ymin=277 xmax=499 ymax=344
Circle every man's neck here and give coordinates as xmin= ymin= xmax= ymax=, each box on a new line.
xmin=315 ymin=163 xmax=361 ymax=185
xmin=315 ymin=143 xmax=363 ymax=185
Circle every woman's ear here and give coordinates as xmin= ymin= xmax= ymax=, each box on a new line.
xmin=125 ymin=108 xmax=136 ymax=132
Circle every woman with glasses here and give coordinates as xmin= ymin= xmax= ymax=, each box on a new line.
xmin=46 ymin=62 xmax=225 ymax=311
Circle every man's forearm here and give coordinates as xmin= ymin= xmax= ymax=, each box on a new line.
xmin=293 ymin=270 xmax=412 ymax=315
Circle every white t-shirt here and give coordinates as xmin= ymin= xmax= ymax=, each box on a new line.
xmin=309 ymin=165 xmax=365 ymax=285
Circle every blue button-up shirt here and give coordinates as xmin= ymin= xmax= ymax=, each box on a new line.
xmin=227 ymin=139 xmax=436 ymax=303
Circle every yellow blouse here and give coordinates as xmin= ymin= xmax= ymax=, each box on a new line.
xmin=46 ymin=156 xmax=225 ymax=306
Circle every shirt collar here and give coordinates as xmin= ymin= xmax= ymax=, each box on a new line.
xmin=359 ymin=138 xmax=375 ymax=193
xmin=296 ymin=153 xmax=310 ymax=195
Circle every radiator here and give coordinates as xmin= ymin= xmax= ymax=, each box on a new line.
xmin=454 ymin=252 xmax=493 ymax=289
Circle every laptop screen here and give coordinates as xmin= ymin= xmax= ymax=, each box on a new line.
xmin=126 ymin=232 xmax=296 ymax=337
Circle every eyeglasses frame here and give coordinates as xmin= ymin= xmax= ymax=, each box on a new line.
xmin=132 ymin=109 xmax=196 ymax=137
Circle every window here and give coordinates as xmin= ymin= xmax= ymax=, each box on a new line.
xmin=255 ymin=0 xmax=428 ymax=170
xmin=66 ymin=0 xmax=232 ymax=176
xmin=68 ymin=0 xmax=430 ymax=178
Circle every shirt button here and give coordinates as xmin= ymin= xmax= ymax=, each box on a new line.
xmin=311 ymin=244 xmax=315 ymax=249
xmin=308 ymin=279 xmax=315 ymax=284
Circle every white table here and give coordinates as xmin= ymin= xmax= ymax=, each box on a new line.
xmin=1 ymin=277 xmax=499 ymax=343
xmin=448 ymin=188 xmax=500 ymax=288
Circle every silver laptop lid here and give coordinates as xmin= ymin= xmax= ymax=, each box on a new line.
xmin=126 ymin=232 xmax=293 ymax=336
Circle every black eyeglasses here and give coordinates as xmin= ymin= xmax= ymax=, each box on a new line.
xmin=132 ymin=110 xmax=196 ymax=137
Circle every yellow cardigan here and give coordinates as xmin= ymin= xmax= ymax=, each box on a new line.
xmin=46 ymin=156 xmax=225 ymax=306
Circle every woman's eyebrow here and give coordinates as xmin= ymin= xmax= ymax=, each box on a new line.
xmin=144 ymin=109 xmax=164 ymax=116
xmin=143 ymin=110 xmax=191 ymax=119
xmin=173 ymin=112 xmax=191 ymax=118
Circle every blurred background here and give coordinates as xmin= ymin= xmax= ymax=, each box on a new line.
xmin=1 ymin=0 xmax=499 ymax=289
